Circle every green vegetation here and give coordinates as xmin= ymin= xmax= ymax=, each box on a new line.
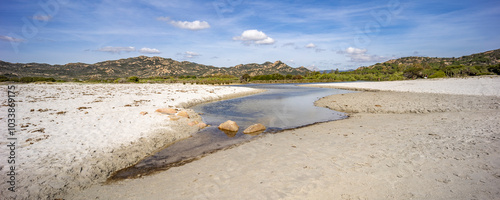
xmin=2 ymin=63 xmax=499 ymax=84
xmin=127 ymin=76 xmax=139 ymax=83
xmin=0 ymin=75 xmax=64 ymax=83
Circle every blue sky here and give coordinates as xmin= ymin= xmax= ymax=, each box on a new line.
xmin=1 ymin=0 xmax=499 ymax=70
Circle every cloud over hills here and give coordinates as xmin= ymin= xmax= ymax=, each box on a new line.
xmin=96 ymin=46 xmax=161 ymax=54
xmin=233 ymin=30 xmax=275 ymax=45
xmin=157 ymin=17 xmax=210 ymax=30
xmin=139 ymin=48 xmax=161 ymax=54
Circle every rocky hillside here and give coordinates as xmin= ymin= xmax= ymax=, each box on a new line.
xmin=0 ymin=56 xmax=309 ymax=80
xmin=362 ymin=48 xmax=500 ymax=70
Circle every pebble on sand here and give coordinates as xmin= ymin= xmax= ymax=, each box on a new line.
xmin=155 ymin=108 xmax=177 ymax=114
xmin=169 ymin=115 xmax=180 ymax=121
xmin=177 ymin=111 xmax=189 ymax=118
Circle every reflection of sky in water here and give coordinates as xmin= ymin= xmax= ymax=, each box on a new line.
xmin=194 ymin=84 xmax=353 ymax=130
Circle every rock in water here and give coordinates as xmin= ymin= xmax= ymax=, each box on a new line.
xmin=155 ymin=108 xmax=177 ymax=114
xmin=218 ymin=120 xmax=239 ymax=132
xmin=243 ymin=123 xmax=266 ymax=135
xmin=197 ymin=122 xmax=208 ymax=129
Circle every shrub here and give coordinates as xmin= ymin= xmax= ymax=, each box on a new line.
xmin=0 ymin=75 xmax=9 ymax=82
xmin=403 ymin=67 xmax=423 ymax=79
xmin=488 ymin=64 xmax=500 ymax=75
xmin=429 ymin=70 xmax=446 ymax=78
xmin=128 ymin=76 xmax=139 ymax=82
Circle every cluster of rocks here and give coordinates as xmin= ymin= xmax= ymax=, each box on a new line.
xmin=154 ymin=108 xmax=208 ymax=129
xmin=150 ymin=108 xmax=266 ymax=136
xmin=218 ymin=120 xmax=267 ymax=136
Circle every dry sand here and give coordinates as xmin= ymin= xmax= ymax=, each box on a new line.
xmin=0 ymin=83 xmax=262 ymax=199
xmin=63 ymin=77 xmax=500 ymax=200
xmin=309 ymin=76 xmax=500 ymax=97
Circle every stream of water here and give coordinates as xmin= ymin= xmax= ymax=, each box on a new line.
xmin=109 ymin=83 xmax=354 ymax=180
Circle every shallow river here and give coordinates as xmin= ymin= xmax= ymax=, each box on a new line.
xmin=109 ymin=83 xmax=353 ymax=180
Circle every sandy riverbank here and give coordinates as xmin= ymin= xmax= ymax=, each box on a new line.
xmin=64 ymin=77 xmax=500 ymax=199
xmin=0 ymin=83 xmax=262 ymax=199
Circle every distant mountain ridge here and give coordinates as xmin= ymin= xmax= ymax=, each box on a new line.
xmin=0 ymin=56 xmax=310 ymax=80
xmin=360 ymin=48 xmax=500 ymax=70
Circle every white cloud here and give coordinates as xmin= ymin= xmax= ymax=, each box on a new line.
xmin=234 ymin=30 xmax=268 ymax=41
xmin=0 ymin=35 xmax=25 ymax=42
xmin=158 ymin=17 xmax=210 ymax=30
xmin=138 ymin=47 xmax=161 ymax=54
xmin=171 ymin=20 xmax=210 ymax=30
xmin=33 ymin=15 xmax=52 ymax=21
xmin=305 ymin=43 xmax=316 ymax=48
xmin=345 ymin=47 xmax=367 ymax=54
xmin=255 ymin=37 xmax=275 ymax=44
xmin=338 ymin=47 xmax=386 ymax=63
xmin=184 ymin=51 xmax=200 ymax=58
xmin=97 ymin=46 xmax=135 ymax=53
xmin=233 ymin=30 xmax=275 ymax=45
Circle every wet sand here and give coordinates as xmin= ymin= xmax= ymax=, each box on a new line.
xmin=64 ymin=77 xmax=500 ymax=199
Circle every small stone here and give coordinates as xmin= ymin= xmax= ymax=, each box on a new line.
xmin=197 ymin=122 xmax=208 ymax=129
xmin=169 ymin=115 xmax=180 ymax=121
xmin=188 ymin=120 xmax=199 ymax=126
xmin=177 ymin=111 xmax=189 ymax=118
xmin=218 ymin=120 xmax=239 ymax=132
xmin=155 ymin=108 xmax=177 ymax=114
xmin=243 ymin=123 xmax=266 ymax=135
xmin=139 ymin=111 xmax=148 ymax=115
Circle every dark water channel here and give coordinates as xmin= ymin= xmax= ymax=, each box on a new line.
xmin=109 ymin=84 xmax=353 ymax=181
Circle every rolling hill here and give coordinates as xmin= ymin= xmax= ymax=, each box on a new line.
xmin=0 ymin=56 xmax=310 ymax=80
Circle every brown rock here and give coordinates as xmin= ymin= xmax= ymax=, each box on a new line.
xmin=155 ymin=108 xmax=177 ymax=114
xmin=177 ymin=111 xmax=189 ymax=118
xmin=218 ymin=120 xmax=239 ymax=132
xmin=139 ymin=111 xmax=148 ymax=115
xmin=243 ymin=123 xmax=266 ymax=135
xmin=197 ymin=122 xmax=208 ymax=129
xmin=169 ymin=115 xmax=180 ymax=121
xmin=188 ymin=120 xmax=199 ymax=126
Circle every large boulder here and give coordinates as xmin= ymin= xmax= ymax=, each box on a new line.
xmin=218 ymin=120 xmax=239 ymax=132
xmin=243 ymin=123 xmax=266 ymax=135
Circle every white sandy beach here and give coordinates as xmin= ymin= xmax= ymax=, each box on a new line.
xmin=0 ymin=83 xmax=261 ymax=199
xmin=62 ymin=76 xmax=500 ymax=200
xmin=310 ymin=76 xmax=500 ymax=96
